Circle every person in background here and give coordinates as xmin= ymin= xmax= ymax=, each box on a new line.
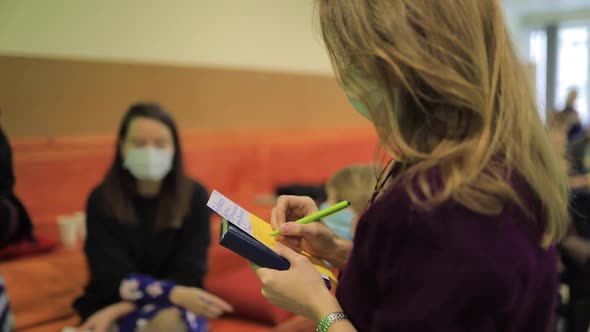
xmin=566 ymin=125 xmax=590 ymax=184
xmin=548 ymin=111 xmax=590 ymax=332
xmin=547 ymin=112 xmax=573 ymax=174
xmin=0 ymin=108 xmax=16 ymax=332
xmin=567 ymin=134 xmax=589 ymax=180
xmin=321 ymin=165 xmax=376 ymax=240
xmin=0 ymin=108 xmax=35 ymax=246
xmin=74 ymin=103 xmax=232 ymax=332
xmin=255 ymin=1 xmax=569 ymax=331
xmin=546 ymin=110 xmax=590 ymax=190
xmin=561 ymin=88 xmax=583 ymax=142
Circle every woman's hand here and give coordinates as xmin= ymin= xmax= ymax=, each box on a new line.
xmin=272 ymin=195 xmax=353 ymax=269
xmin=170 ymin=286 xmax=233 ymax=319
xmin=256 ymin=243 xmax=342 ymax=321
xmin=77 ymin=302 xmax=134 ymax=332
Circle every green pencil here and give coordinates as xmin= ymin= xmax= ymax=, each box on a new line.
xmin=269 ymin=200 xmax=351 ymax=236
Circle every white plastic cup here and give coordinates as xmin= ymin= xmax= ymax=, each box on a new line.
xmin=57 ymin=216 xmax=78 ymax=248
xmin=73 ymin=211 xmax=87 ymax=241
xmin=60 ymin=328 xmax=77 ymax=332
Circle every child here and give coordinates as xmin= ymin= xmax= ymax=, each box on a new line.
xmin=320 ymin=165 xmax=376 ymax=240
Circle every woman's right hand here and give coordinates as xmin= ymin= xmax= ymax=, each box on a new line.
xmin=170 ymin=286 xmax=233 ymax=319
xmin=76 ymin=302 xmax=134 ymax=332
xmin=271 ymin=195 xmax=352 ymax=269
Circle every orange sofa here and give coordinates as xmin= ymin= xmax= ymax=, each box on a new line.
xmin=2 ymin=127 xmax=378 ymax=331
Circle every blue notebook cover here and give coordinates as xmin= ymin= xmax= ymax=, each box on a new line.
xmin=220 ymin=218 xmax=290 ymax=270
xmin=219 ymin=218 xmax=331 ymax=289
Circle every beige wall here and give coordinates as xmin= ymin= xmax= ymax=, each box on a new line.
xmin=0 ymin=0 xmax=333 ymax=75
xmin=0 ymin=56 xmax=365 ymax=138
xmin=0 ymin=1 xmax=358 ymax=138
xmin=2 ymin=0 xmax=589 ymax=71
xmin=5 ymin=1 xmax=579 ymax=137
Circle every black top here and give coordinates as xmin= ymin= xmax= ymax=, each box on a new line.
xmin=73 ymin=181 xmax=211 ymax=320
xmin=0 ymin=126 xmax=34 ymax=244
xmin=0 ymin=126 xmax=14 ymax=196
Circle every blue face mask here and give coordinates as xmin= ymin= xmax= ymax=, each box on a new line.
xmin=347 ymin=95 xmax=371 ymax=120
xmin=319 ymin=202 xmax=356 ymax=240
xmin=346 ymin=85 xmax=388 ymax=122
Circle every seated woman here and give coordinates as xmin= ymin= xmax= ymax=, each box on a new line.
xmin=74 ymin=103 xmax=232 ymax=332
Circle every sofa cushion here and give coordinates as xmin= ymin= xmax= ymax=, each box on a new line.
xmin=209 ymin=317 xmax=273 ymax=332
xmin=0 ymin=235 xmax=56 ymax=261
xmin=206 ymin=266 xmax=292 ymax=326
xmin=0 ymin=248 xmax=86 ymax=330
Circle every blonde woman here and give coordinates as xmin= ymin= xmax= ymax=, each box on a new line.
xmin=255 ymin=1 xmax=569 ymax=331
xmin=321 ymin=165 xmax=376 ymax=240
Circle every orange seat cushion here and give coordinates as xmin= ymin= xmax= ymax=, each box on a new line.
xmin=0 ymin=249 xmax=87 ymax=331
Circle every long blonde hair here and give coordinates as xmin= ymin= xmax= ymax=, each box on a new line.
xmin=318 ymin=0 xmax=569 ymax=245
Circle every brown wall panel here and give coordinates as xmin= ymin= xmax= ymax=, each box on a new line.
xmin=0 ymin=56 xmax=364 ymax=138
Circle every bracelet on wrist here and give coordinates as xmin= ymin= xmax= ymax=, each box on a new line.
xmin=316 ymin=311 xmax=348 ymax=332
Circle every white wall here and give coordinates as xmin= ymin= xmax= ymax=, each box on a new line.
xmin=502 ymin=6 xmax=529 ymax=56
xmin=503 ymin=0 xmax=590 ymax=56
xmin=0 ymin=0 xmax=334 ymax=74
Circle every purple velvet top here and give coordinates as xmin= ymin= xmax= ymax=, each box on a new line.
xmin=337 ymin=172 xmax=558 ymax=332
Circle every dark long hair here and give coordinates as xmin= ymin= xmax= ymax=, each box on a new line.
xmin=101 ymin=103 xmax=193 ymax=230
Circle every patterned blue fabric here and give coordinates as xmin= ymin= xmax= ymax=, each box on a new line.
xmin=0 ymin=275 xmax=14 ymax=332
xmin=118 ymin=275 xmax=207 ymax=332
xmin=120 ymin=274 xmax=175 ymax=307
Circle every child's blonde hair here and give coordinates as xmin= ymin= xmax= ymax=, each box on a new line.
xmin=326 ymin=165 xmax=377 ymax=215
xmin=318 ymin=0 xmax=569 ymax=245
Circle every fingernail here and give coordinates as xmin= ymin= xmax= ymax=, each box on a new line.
xmin=280 ymin=223 xmax=290 ymax=233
